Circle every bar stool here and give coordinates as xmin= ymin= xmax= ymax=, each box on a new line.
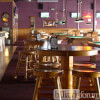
xmin=74 ymin=62 xmax=96 ymax=68
xmin=32 ymin=67 xmax=63 ymax=100
xmin=14 ymin=51 xmax=35 ymax=80
xmin=35 ymin=56 xmax=61 ymax=68
xmin=72 ymin=68 xmax=100 ymax=98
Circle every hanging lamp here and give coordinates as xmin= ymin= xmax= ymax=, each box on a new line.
xmin=62 ymin=0 xmax=66 ymax=24
xmin=55 ymin=2 xmax=59 ymax=24
xmin=75 ymin=0 xmax=85 ymax=23
xmin=85 ymin=0 xmax=92 ymax=25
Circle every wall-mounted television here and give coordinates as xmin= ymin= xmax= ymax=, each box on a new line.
xmin=71 ymin=12 xmax=80 ymax=18
xmin=96 ymin=12 xmax=100 ymax=18
xmin=40 ymin=12 xmax=50 ymax=18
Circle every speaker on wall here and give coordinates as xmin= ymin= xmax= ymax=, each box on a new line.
xmin=38 ymin=3 xmax=43 ymax=9
xmin=91 ymin=3 xmax=94 ymax=9
xmin=14 ymin=0 xmax=18 ymax=2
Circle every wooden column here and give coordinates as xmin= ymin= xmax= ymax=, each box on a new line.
xmin=93 ymin=0 xmax=96 ymax=32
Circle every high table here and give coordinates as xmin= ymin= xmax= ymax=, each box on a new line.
xmin=37 ymin=44 xmax=98 ymax=90
xmin=67 ymin=36 xmax=93 ymax=45
xmin=88 ymin=41 xmax=100 ymax=62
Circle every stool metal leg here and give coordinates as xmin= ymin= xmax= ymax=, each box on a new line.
xmin=75 ymin=77 xmax=81 ymax=89
xmin=54 ymin=76 xmax=62 ymax=100
xmin=33 ymin=77 xmax=41 ymax=100
xmin=74 ymin=77 xmax=81 ymax=100
xmin=24 ymin=56 xmax=28 ymax=80
xmin=94 ymin=78 xmax=100 ymax=99
xmin=14 ymin=60 xmax=20 ymax=79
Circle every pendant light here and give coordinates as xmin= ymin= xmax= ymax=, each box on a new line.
xmin=75 ymin=0 xmax=84 ymax=23
xmin=62 ymin=0 xmax=66 ymax=24
xmin=55 ymin=2 xmax=59 ymax=24
xmin=85 ymin=0 xmax=92 ymax=25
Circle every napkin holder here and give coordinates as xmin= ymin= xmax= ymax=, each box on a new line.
xmin=36 ymin=33 xmax=41 ymax=41
xmin=50 ymin=36 xmax=58 ymax=49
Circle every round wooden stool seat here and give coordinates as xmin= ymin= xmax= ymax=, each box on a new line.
xmin=73 ymin=68 xmax=100 ymax=78
xmin=74 ymin=62 xmax=96 ymax=68
xmin=36 ymin=62 xmax=61 ymax=68
xmin=33 ymin=68 xmax=63 ymax=78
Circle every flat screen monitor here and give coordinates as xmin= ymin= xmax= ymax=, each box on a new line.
xmin=96 ymin=13 xmax=100 ymax=18
xmin=40 ymin=12 xmax=50 ymax=18
xmin=71 ymin=12 xmax=80 ymax=18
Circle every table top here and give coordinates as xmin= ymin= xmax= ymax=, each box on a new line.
xmin=68 ymin=36 xmax=92 ymax=39
xmin=88 ymin=41 xmax=100 ymax=48
xmin=38 ymin=44 xmax=98 ymax=56
xmin=56 ymin=33 xmax=69 ymax=36
xmin=91 ymin=42 xmax=100 ymax=44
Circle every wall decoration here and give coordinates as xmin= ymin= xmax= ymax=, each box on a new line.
xmin=2 ymin=12 xmax=10 ymax=22
xmin=30 ymin=16 xmax=35 ymax=28
xmin=43 ymin=20 xmax=56 ymax=27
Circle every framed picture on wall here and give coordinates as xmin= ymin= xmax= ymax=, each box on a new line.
xmin=43 ymin=20 xmax=56 ymax=27
xmin=30 ymin=16 xmax=36 ymax=28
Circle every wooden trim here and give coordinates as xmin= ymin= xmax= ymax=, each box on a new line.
xmin=0 ymin=0 xmax=13 ymax=2
xmin=18 ymin=28 xmax=100 ymax=41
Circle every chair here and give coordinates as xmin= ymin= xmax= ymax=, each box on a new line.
xmin=72 ymin=68 xmax=100 ymax=99
xmin=24 ymin=40 xmax=44 ymax=51
xmin=35 ymin=55 xmax=61 ymax=68
xmin=14 ymin=51 xmax=35 ymax=80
